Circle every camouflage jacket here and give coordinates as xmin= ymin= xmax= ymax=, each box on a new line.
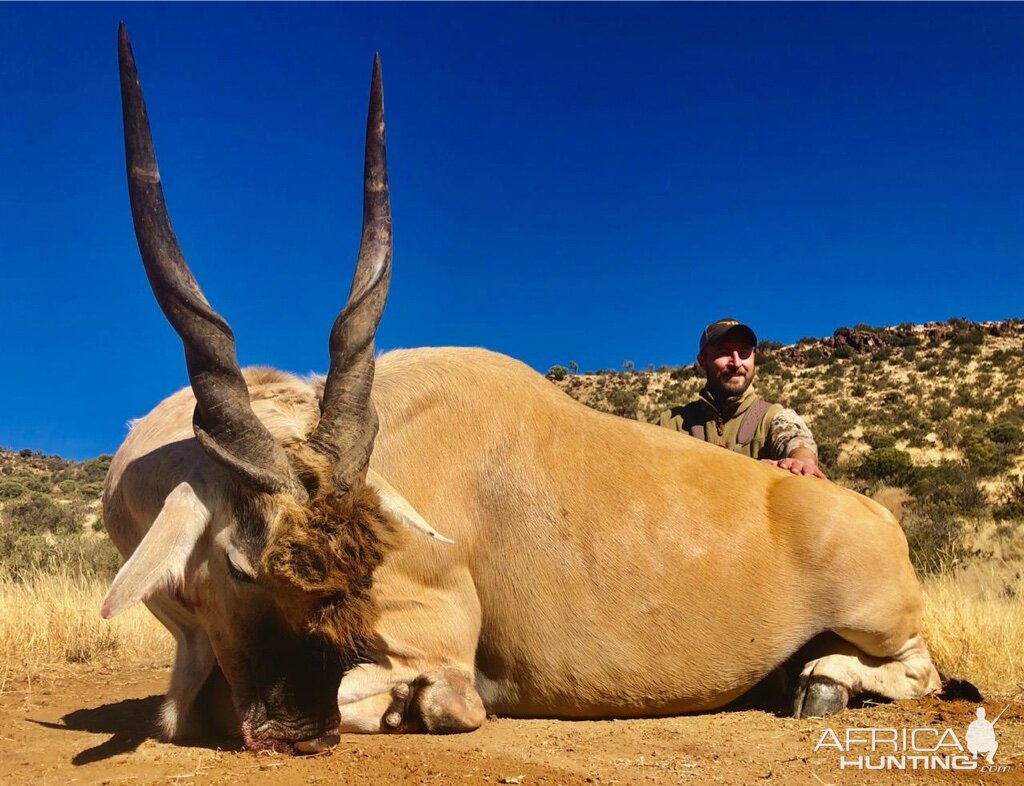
xmin=656 ymin=385 xmax=818 ymax=461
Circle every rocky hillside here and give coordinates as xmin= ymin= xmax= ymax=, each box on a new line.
xmin=548 ymin=318 xmax=1024 ymax=567
xmin=0 ymin=449 xmax=117 ymax=576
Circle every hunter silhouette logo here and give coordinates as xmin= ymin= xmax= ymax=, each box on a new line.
xmin=815 ymin=705 xmax=1013 ymax=773
xmin=965 ymin=705 xmax=1007 ymax=765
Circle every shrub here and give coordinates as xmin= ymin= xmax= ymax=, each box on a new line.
xmin=0 ymin=531 xmax=122 ymax=579
xmin=546 ymin=365 xmax=568 ymax=382
xmin=949 ymin=327 xmax=985 ymax=347
xmin=858 ymin=447 xmax=914 ymax=485
xmin=928 ymin=401 xmax=952 ymax=421
xmin=4 ymin=496 xmax=83 ymax=537
xmin=995 ymin=501 xmax=1024 ymax=522
xmin=902 ymin=511 xmax=973 ymax=575
xmin=804 ymin=348 xmax=827 ymax=367
xmin=0 ymin=480 xmax=27 ymax=500
xmin=608 ymin=389 xmax=640 ymax=418
xmin=909 ymin=461 xmax=985 ymax=517
xmin=670 ymin=366 xmax=697 ymax=381
xmin=987 ymin=422 xmax=1024 ymax=445
xmin=960 ymin=435 xmax=1012 ymax=477
xmin=893 ymin=333 xmax=921 ymax=348
xmin=994 ymin=477 xmax=1024 ymax=522
xmin=77 ymin=455 xmax=112 ymax=484
xmin=864 ymin=431 xmax=897 ymax=450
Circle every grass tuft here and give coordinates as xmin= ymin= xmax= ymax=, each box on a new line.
xmin=0 ymin=569 xmax=172 ymax=693
xmin=921 ymin=564 xmax=1024 ymax=701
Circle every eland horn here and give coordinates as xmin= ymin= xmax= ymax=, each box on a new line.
xmin=307 ymin=55 xmax=392 ymax=494
xmin=118 ymin=23 xmax=301 ymax=499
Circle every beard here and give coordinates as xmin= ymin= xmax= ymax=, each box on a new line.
xmin=707 ymin=368 xmax=753 ymax=400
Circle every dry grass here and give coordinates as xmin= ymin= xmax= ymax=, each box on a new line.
xmin=0 ymin=569 xmax=172 ymax=694
xmin=921 ymin=562 xmax=1024 ymax=700
xmin=1 ymin=564 xmax=1021 ymax=705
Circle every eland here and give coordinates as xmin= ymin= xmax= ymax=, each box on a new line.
xmin=103 ymin=24 xmax=941 ymax=753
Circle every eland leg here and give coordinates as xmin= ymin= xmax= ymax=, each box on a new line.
xmin=793 ymin=632 xmax=941 ymax=718
xmin=145 ymin=595 xmax=223 ymax=739
xmin=337 ymin=664 xmax=485 ymax=734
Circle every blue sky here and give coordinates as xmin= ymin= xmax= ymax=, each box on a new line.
xmin=2 ymin=3 xmax=1023 ymax=459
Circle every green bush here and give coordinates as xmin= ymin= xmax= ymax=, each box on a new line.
xmin=4 ymin=495 xmax=83 ymax=536
xmin=77 ymin=455 xmax=112 ymax=484
xmin=864 ymin=431 xmax=896 ymax=450
xmin=909 ymin=461 xmax=985 ymax=517
xmin=902 ymin=511 xmax=973 ymax=575
xmin=546 ymin=365 xmax=568 ymax=382
xmin=949 ymin=327 xmax=984 ymax=347
xmin=994 ymin=477 xmax=1024 ymax=522
xmin=994 ymin=501 xmax=1024 ymax=522
xmin=960 ymin=435 xmax=1012 ymax=477
xmin=0 ymin=531 xmax=122 ymax=579
xmin=987 ymin=422 xmax=1024 ymax=445
xmin=0 ymin=480 xmax=27 ymax=499
xmin=858 ymin=447 xmax=914 ymax=485
xmin=804 ymin=347 xmax=827 ymax=367
xmin=608 ymin=389 xmax=640 ymax=418
xmin=928 ymin=400 xmax=952 ymax=421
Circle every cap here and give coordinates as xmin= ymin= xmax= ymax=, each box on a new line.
xmin=699 ymin=318 xmax=758 ymax=353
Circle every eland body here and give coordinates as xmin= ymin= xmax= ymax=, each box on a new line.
xmin=103 ymin=25 xmax=940 ymax=753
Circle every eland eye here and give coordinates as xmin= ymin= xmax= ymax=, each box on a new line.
xmin=226 ymin=554 xmax=255 ymax=584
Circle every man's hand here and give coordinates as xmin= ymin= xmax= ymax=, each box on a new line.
xmin=762 ymin=448 xmax=828 ymax=479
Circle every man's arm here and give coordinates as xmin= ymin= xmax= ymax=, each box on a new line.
xmin=763 ymin=409 xmax=828 ymax=479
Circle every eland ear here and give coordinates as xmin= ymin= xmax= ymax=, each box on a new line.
xmin=366 ymin=469 xmax=454 ymax=545
xmin=101 ymin=482 xmax=211 ymax=619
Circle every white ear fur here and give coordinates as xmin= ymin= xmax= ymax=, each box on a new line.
xmin=101 ymin=482 xmax=211 ymax=619
xmin=366 ymin=469 xmax=454 ymax=545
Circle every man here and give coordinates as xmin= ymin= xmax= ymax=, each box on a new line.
xmin=657 ymin=318 xmax=826 ymax=479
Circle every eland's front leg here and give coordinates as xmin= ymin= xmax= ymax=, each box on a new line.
xmin=338 ymin=665 xmax=485 ymax=733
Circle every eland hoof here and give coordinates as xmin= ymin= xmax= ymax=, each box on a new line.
xmin=793 ymin=675 xmax=849 ymax=719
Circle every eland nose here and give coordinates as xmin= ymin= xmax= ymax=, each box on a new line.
xmin=293 ymin=733 xmax=340 ymax=754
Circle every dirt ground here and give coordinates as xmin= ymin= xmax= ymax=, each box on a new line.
xmin=1 ymin=664 xmax=1021 ymax=785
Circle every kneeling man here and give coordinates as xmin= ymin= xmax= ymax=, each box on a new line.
xmin=658 ymin=318 xmax=826 ymax=479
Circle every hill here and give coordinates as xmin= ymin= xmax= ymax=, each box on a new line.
xmin=548 ymin=317 xmax=1024 ymax=571
xmin=0 ymin=448 xmax=118 ymax=576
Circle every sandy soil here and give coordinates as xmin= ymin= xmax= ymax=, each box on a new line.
xmin=1 ymin=664 xmax=1021 ymax=785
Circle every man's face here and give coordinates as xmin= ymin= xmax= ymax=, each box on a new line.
xmin=698 ymin=338 xmax=755 ymax=398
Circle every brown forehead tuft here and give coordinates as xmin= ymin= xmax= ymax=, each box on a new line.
xmin=261 ymin=481 xmax=406 ymax=648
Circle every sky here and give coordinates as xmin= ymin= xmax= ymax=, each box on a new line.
xmin=2 ymin=3 xmax=1023 ymax=460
